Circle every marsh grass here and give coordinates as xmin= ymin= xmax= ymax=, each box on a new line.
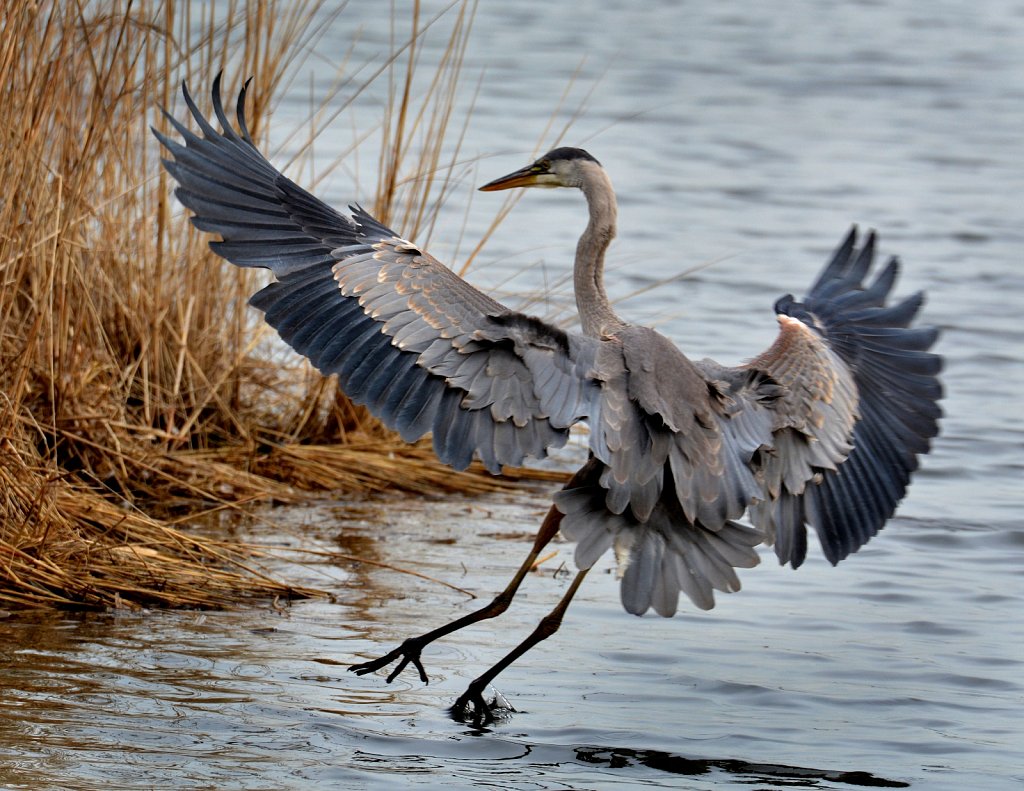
xmin=0 ymin=0 xmax=555 ymax=610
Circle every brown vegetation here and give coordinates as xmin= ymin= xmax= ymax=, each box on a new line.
xmin=0 ymin=0 xmax=545 ymax=610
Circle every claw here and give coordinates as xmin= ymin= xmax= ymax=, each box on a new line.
xmin=450 ymin=688 xmax=492 ymax=727
xmin=450 ymin=682 xmax=515 ymax=727
xmin=348 ymin=637 xmax=429 ymax=684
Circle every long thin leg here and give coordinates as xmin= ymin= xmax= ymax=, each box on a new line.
xmin=450 ymin=566 xmax=590 ymax=726
xmin=348 ymin=505 xmax=564 ymax=684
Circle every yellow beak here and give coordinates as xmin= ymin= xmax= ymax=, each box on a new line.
xmin=478 ymin=164 xmax=543 ymax=192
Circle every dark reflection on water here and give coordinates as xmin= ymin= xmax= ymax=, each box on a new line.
xmin=573 ymin=746 xmax=908 ymax=788
xmin=4 ymin=0 xmax=1024 ymax=787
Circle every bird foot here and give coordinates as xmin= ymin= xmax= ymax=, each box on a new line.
xmin=348 ymin=637 xmax=429 ymax=684
xmin=449 ymin=682 xmax=515 ymax=728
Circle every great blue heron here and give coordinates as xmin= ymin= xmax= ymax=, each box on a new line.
xmin=155 ymin=77 xmax=942 ymax=725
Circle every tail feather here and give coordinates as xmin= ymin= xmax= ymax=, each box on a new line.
xmin=556 ymin=461 xmax=762 ymax=617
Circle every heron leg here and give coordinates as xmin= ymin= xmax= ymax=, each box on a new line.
xmin=450 ymin=566 xmax=590 ymax=727
xmin=348 ymin=505 xmax=564 ymax=684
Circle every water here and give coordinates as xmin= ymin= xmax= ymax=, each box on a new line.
xmin=3 ymin=0 xmax=1023 ymax=788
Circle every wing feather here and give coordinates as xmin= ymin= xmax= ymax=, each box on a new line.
xmin=156 ymin=77 xmax=602 ymax=474
xmin=744 ymin=228 xmax=942 ymax=567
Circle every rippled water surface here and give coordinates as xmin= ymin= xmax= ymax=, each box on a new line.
xmin=3 ymin=1 xmax=1022 ymax=788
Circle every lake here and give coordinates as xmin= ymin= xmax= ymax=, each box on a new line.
xmin=2 ymin=0 xmax=1022 ymax=788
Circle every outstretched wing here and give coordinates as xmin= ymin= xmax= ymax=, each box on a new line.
xmin=738 ymin=228 xmax=943 ymax=567
xmin=153 ymin=76 xmax=599 ymax=472
xmin=557 ymin=229 xmax=941 ymax=618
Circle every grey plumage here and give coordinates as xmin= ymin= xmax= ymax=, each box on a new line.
xmin=155 ymin=78 xmax=593 ymax=475
xmin=155 ymin=77 xmax=943 ymax=623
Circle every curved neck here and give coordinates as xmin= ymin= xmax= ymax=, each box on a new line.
xmin=574 ymin=161 xmax=624 ymax=338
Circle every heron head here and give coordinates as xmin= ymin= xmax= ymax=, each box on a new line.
xmin=479 ymin=147 xmax=601 ymax=191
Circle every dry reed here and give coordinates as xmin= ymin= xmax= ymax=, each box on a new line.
xmin=0 ymin=0 xmax=558 ymax=611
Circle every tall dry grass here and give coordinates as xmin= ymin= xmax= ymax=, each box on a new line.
xmin=0 ymin=0 xmax=527 ymax=610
